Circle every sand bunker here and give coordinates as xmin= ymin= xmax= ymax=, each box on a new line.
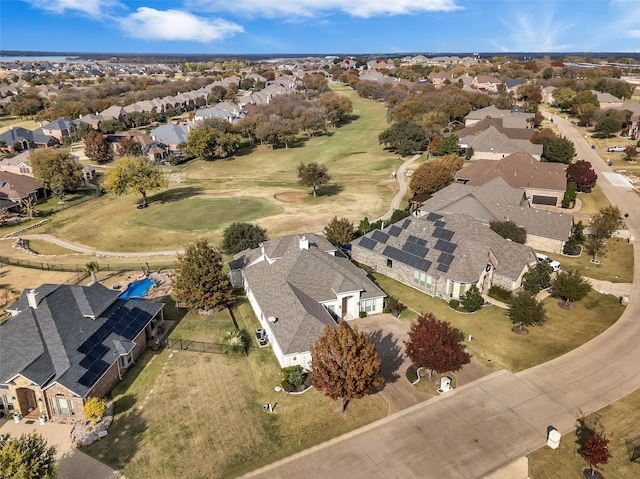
xmin=274 ymin=192 xmax=305 ymax=203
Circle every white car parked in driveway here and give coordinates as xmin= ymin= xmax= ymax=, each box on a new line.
xmin=536 ymin=253 xmax=561 ymax=272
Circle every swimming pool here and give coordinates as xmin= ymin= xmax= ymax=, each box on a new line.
xmin=119 ymin=277 xmax=155 ymax=300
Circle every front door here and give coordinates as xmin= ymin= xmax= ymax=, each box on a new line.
xmin=341 ymin=297 xmax=348 ymax=319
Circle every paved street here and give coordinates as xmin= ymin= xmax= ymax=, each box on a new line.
xmin=243 ymin=115 xmax=640 ymax=479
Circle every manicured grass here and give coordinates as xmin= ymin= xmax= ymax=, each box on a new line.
xmin=26 ymin=239 xmax=78 ymax=256
xmin=576 ymin=185 xmax=611 ymax=217
xmin=528 ymin=387 xmax=640 ymax=479
xmin=373 ymin=274 xmax=625 ymax=372
xmin=0 ymin=118 xmax=40 ymax=134
xmin=26 ymin=87 xmax=400 ymax=252
xmin=132 ymin=196 xmax=279 ymax=232
xmin=545 ymin=237 xmax=634 ymax=283
xmin=85 ymin=295 xmax=387 ymax=479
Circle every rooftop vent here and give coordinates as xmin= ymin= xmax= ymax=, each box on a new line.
xmin=299 ymin=236 xmax=309 ymax=250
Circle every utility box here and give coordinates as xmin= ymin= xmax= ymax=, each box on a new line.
xmin=547 ymin=428 xmax=561 ymax=449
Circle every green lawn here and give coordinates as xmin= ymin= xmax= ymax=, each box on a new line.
xmin=529 ymin=387 xmax=640 ymax=479
xmin=86 ymin=295 xmax=387 ymax=479
xmin=27 ymin=87 xmax=401 ymax=252
xmin=576 ymin=185 xmax=611 ymax=216
xmin=546 ymin=237 xmax=634 ymax=283
xmin=132 ymin=196 xmax=280 ymax=232
xmin=373 ymin=274 xmax=625 ymax=372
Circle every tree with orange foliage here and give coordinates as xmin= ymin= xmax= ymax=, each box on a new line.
xmin=311 ymin=322 xmax=383 ymax=412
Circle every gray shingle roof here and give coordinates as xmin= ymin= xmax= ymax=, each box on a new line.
xmin=234 ymin=233 xmax=385 ymax=355
xmin=150 ymin=123 xmax=189 ymax=146
xmin=420 ymin=177 xmax=573 ymax=241
xmin=0 ymin=283 xmax=163 ymax=397
xmin=354 ymin=212 xmax=534 ymax=283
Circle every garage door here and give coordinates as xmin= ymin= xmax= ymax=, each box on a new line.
xmin=532 ymin=195 xmax=557 ymax=206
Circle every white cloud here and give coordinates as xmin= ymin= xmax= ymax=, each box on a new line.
xmin=627 ymin=29 xmax=640 ymax=38
xmin=118 ymin=7 xmax=243 ymax=42
xmin=493 ymin=8 xmax=571 ymax=52
xmin=24 ymin=0 xmax=120 ymax=18
xmin=187 ymin=0 xmax=461 ymax=18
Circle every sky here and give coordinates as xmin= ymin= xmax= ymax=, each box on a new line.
xmin=1 ymin=0 xmax=640 ymax=55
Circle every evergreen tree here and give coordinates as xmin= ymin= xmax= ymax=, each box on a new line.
xmin=221 ymin=222 xmax=267 ymax=255
xmin=174 ymin=238 xmax=235 ymax=312
xmin=0 ymin=433 xmax=57 ymax=479
xmin=507 ymin=292 xmax=547 ymax=332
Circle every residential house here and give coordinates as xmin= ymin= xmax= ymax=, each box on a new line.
xmin=228 ymin=234 xmax=385 ymax=369
xmin=40 ymin=117 xmax=77 ymax=142
xmin=76 ymin=114 xmax=103 ymax=130
xmin=458 ymin=126 xmax=543 ymax=160
xmin=472 ymin=75 xmax=502 ymax=92
xmin=464 ymin=105 xmax=534 ymax=127
xmin=0 ymin=127 xmax=34 ymax=152
xmin=594 ymin=91 xmax=623 ymax=109
xmin=31 ymin=128 xmax=59 ymax=148
xmin=454 ymin=152 xmax=567 ymax=207
xmin=352 ymin=213 xmax=537 ymax=300
xmin=450 ymin=117 xmax=536 ymax=142
xmin=0 ymin=171 xmax=45 ymax=211
xmin=0 ymin=283 xmax=164 ymax=421
xmin=149 ymin=123 xmax=189 ymax=151
xmin=0 ymin=151 xmax=32 ymax=176
xmin=428 ymin=71 xmax=450 ymax=86
xmin=99 ymin=106 xmax=126 ymax=122
xmin=418 ymin=177 xmax=573 ymax=253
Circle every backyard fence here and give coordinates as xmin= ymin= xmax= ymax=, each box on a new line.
xmin=164 ymin=338 xmax=247 ymax=356
xmin=0 ymin=256 xmax=175 ymax=273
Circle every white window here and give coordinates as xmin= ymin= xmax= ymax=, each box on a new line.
xmin=120 ymin=351 xmax=133 ymax=368
xmin=413 ymin=271 xmax=432 ymax=288
xmin=359 ymin=299 xmax=376 ymax=313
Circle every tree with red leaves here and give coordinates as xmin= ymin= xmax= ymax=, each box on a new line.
xmin=311 ymin=322 xmax=384 ymax=412
xmin=404 ymin=313 xmax=470 ymax=380
xmin=566 ymin=159 xmax=598 ymax=193
xmin=583 ymin=433 xmax=611 ymax=476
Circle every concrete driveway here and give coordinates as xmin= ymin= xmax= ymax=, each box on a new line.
xmin=353 ymin=314 xmax=493 ymax=415
xmin=0 ymin=419 xmax=123 ymax=479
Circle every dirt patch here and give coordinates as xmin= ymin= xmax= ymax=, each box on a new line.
xmin=274 ymin=192 xmax=305 ymax=203
xmin=557 ymin=301 xmax=575 ymax=311
xmin=512 ymin=326 xmax=530 ymax=335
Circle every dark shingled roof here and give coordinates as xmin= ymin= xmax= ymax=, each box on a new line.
xmin=0 ymin=283 xmax=163 ymax=397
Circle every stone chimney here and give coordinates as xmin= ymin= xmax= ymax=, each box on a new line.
xmin=27 ymin=289 xmax=38 ymax=309
xmin=299 ymin=236 xmax=309 ymax=250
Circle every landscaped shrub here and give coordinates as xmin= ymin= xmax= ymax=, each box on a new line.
xmin=282 ymin=365 xmax=304 ymax=389
xmin=449 ymin=299 xmax=460 ymax=309
xmin=488 ymin=285 xmax=513 ymax=303
xmin=359 ymin=311 xmax=367 ymax=318
xmin=563 ymin=237 xmax=581 ymax=255
xmin=384 ymin=297 xmax=405 ymax=317
xmin=84 ymin=396 xmax=107 ymax=425
xmin=220 ymin=329 xmax=247 ymax=355
xmin=461 ymin=285 xmax=484 ymax=312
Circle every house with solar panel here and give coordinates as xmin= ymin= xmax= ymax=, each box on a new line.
xmin=228 ymin=233 xmax=385 ymax=370
xmin=352 ymin=213 xmax=537 ymax=301
xmin=0 ymin=283 xmax=164 ymax=421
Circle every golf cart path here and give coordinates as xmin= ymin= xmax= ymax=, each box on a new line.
xmin=242 ymin=115 xmax=640 ymax=479
xmin=19 ymin=234 xmax=183 ymax=257
xmin=376 ymin=153 xmax=421 ymax=221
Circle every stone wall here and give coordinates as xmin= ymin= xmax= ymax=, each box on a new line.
xmin=527 ymin=234 xmax=564 ymax=254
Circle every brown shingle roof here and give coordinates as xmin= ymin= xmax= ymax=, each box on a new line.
xmin=455 ymin=153 xmax=567 ymax=192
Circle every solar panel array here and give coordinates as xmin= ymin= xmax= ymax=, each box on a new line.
xmin=401 ymin=219 xmax=411 ymax=229
xmin=434 ymin=239 xmax=457 ymax=254
xmin=407 ymin=235 xmax=428 ymax=247
xmin=77 ymin=305 xmax=153 ymax=387
xmin=371 ymin=230 xmax=390 ymax=244
xmin=432 ymin=227 xmax=455 ymax=242
xmin=426 ymin=212 xmax=443 ymax=222
xmin=437 ymin=263 xmax=450 ymax=273
xmin=402 ymin=242 xmax=429 ymax=258
xmin=383 ymin=245 xmax=432 ymax=272
xmin=437 ymin=252 xmax=455 ymax=266
xmin=359 ymin=236 xmax=377 ymax=250
xmin=434 ymin=220 xmax=446 ymax=228
xmin=388 ymin=225 xmax=402 ymax=237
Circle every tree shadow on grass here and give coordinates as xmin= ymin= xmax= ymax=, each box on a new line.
xmin=151 ymin=186 xmax=204 ymax=205
xmin=367 ymin=329 xmax=404 ymax=385
xmin=316 ymin=184 xmax=344 ymax=197
xmin=338 ymin=114 xmax=360 ymax=126
xmin=82 ymin=406 xmax=148 ymax=472
xmin=575 ymin=410 xmax=603 ymax=456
